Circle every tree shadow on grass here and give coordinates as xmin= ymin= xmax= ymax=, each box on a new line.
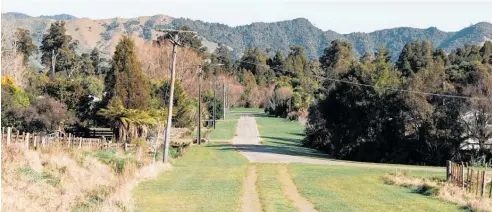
xmin=208 ymin=143 xmax=331 ymax=160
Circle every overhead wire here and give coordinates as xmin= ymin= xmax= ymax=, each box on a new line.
xmin=233 ymin=59 xmax=489 ymax=100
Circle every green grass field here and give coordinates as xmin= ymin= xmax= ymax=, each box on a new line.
xmin=288 ymin=164 xmax=462 ymax=212
xmin=256 ymin=164 xmax=297 ymax=212
xmin=134 ymin=111 xmax=463 ymax=212
xmin=133 ymin=144 xmax=248 ymax=212
xmin=255 ymin=115 xmax=323 ymax=157
xmin=208 ymin=114 xmax=240 ymax=140
xmin=228 ymin=107 xmax=264 ymax=113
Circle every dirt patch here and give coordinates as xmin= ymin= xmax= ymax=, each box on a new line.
xmin=241 ymin=165 xmax=262 ymax=212
xmin=277 ymin=166 xmax=318 ymax=212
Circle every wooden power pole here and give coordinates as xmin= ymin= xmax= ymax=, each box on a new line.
xmin=156 ymin=29 xmax=196 ymax=164
xmin=198 ymin=68 xmax=202 ymax=145
xmin=223 ymin=83 xmax=226 ymax=120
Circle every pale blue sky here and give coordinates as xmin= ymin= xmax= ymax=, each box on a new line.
xmin=2 ymin=0 xmax=492 ymax=33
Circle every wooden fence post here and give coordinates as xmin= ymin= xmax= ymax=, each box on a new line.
xmin=68 ymin=134 xmax=72 ymax=148
xmin=6 ymin=127 xmax=12 ymax=145
xmin=469 ymin=170 xmax=474 ymax=193
xmin=33 ymin=134 xmax=37 ymax=148
xmin=476 ymin=170 xmax=480 ymax=195
xmin=446 ymin=161 xmax=451 ymax=182
xmin=461 ymin=163 xmax=465 ymax=188
xmin=79 ymin=137 xmax=82 ymax=149
xmin=15 ymin=130 xmax=19 ymax=143
xmin=25 ymin=133 xmax=30 ymax=150
xmin=489 ymin=177 xmax=492 ymax=198
xmin=480 ymin=171 xmax=485 ymax=197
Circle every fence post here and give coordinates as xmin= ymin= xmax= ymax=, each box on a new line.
xmin=124 ymin=142 xmax=127 ymax=152
xmin=489 ymin=177 xmax=492 ymax=198
xmin=469 ymin=169 xmax=474 ymax=193
xmin=6 ymin=127 xmax=12 ymax=145
xmin=79 ymin=137 xmax=82 ymax=149
xmin=480 ymin=171 xmax=485 ymax=197
xmin=446 ymin=160 xmax=451 ymax=182
xmin=33 ymin=134 xmax=37 ymax=148
xmin=15 ymin=130 xmax=19 ymax=143
xmin=25 ymin=133 xmax=30 ymax=150
xmin=475 ymin=170 xmax=480 ymax=195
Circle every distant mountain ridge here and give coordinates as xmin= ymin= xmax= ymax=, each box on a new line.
xmin=2 ymin=12 xmax=492 ymax=60
xmin=3 ymin=12 xmax=77 ymax=20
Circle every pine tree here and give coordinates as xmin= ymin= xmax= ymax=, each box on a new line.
xmin=105 ymin=36 xmax=150 ymax=110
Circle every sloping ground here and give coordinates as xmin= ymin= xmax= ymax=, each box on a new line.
xmin=1 ymin=144 xmax=167 ymax=211
xmin=3 ymin=12 xmax=491 ymax=60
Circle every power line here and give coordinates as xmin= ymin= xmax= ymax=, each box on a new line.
xmin=233 ymin=59 xmax=489 ymax=100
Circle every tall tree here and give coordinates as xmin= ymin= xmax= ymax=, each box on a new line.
xmin=319 ymin=40 xmax=354 ymax=76
xmin=238 ymin=48 xmax=271 ymax=85
xmin=214 ymin=44 xmax=232 ymax=72
xmin=396 ymin=40 xmax=433 ymax=77
xmin=267 ymin=50 xmax=286 ymax=77
xmin=15 ymin=28 xmax=37 ymax=64
xmin=105 ymin=36 xmax=150 ymax=110
xmin=40 ymin=21 xmax=78 ymax=76
xmin=480 ymin=41 xmax=492 ymax=65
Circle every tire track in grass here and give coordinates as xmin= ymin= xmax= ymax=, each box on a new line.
xmin=242 ymin=165 xmax=262 ymax=212
xmin=257 ymin=164 xmax=297 ymax=212
xmin=277 ymin=166 xmax=318 ymax=212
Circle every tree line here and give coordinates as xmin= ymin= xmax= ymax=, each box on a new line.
xmin=2 ymin=21 xmax=491 ymax=165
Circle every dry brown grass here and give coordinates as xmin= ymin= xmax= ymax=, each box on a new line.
xmin=383 ymin=171 xmax=492 ymax=212
xmin=1 ymin=143 xmax=168 ymax=212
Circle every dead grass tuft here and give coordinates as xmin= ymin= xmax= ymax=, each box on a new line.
xmin=384 ymin=171 xmax=492 ymax=212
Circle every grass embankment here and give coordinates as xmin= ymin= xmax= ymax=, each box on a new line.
xmin=1 ymin=144 xmax=165 ymax=212
xmin=133 ymin=144 xmax=248 ymax=212
xmin=384 ymin=171 xmax=492 ymax=211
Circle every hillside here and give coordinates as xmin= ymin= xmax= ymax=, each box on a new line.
xmin=2 ymin=12 xmax=491 ymax=60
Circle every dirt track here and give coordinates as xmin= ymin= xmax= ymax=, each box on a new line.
xmin=232 ymin=116 xmax=450 ymax=173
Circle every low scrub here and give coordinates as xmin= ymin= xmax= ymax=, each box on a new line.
xmin=383 ymin=171 xmax=492 ymax=212
xmin=1 ymin=144 xmax=168 ymax=211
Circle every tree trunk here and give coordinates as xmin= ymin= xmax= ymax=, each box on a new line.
xmin=51 ymin=49 xmax=56 ymax=77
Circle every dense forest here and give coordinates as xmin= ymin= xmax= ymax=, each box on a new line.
xmin=2 ymin=20 xmax=492 ymax=165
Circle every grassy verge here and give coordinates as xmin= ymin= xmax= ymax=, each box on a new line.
xmin=255 ymin=115 xmax=323 ymax=157
xmin=255 ymin=115 xmax=447 ymax=171
xmin=133 ymin=144 xmax=248 ymax=212
xmin=384 ymin=171 xmax=491 ymax=211
xmin=256 ymin=164 xmax=297 ymax=212
xmin=229 ymin=107 xmax=264 ymax=113
xmin=208 ymin=114 xmax=241 ymax=140
xmin=288 ymin=164 xmax=463 ymax=212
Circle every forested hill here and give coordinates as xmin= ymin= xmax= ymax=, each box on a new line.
xmin=3 ymin=12 xmax=492 ymax=60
